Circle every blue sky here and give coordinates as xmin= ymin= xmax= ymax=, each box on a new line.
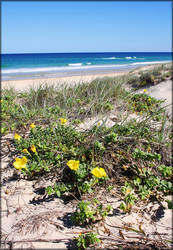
xmin=2 ymin=1 xmax=172 ymax=53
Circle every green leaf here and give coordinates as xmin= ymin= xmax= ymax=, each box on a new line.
xmin=56 ymin=190 xmax=61 ymax=197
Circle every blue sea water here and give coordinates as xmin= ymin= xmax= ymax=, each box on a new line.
xmin=1 ymin=52 xmax=172 ymax=80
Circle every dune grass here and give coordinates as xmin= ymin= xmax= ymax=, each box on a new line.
xmin=2 ymin=63 xmax=172 ymax=134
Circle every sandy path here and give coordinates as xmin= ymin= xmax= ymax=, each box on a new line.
xmin=147 ymin=80 xmax=172 ymax=116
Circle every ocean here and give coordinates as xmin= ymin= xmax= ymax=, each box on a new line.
xmin=1 ymin=52 xmax=172 ymax=81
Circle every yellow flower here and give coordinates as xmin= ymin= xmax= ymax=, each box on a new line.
xmin=143 ymin=89 xmax=147 ymax=93
xmin=67 ymin=160 xmax=79 ymax=171
xmin=148 ymin=97 xmax=151 ymax=102
xmin=125 ymin=188 xmax=131 ymax=195
xmin=14 ymin=133 xmax=21 ymax=141
xmin=60 ymin=118 xmax=67 ymax=125
xmin=22 ymin=148 xmax=29 ymax=154
xmin=122 ymin=165 xmax=128 ymax=171
xmin=13 ymin=156 xmax=27 ymax=170
xmin=91 ymin=167 xmax=107 ymax=178
xmin=30 ymin=123 xmax=36 ymax=128
xmin=31 ymin=145 xmax=36 ymax=153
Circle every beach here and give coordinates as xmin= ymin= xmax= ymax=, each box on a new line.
xmin=1 ymin=63 xmax=169 ymax=90
xmin=1 ymin=62 xmax=172 ymax=249
xmin=2 ymin=1 xmax=172 ymax=248
xmin=2 ymin=52 xmax=171 ymax=82
xmin=2 ymin=63 xmax=172 ymax=116
xmin=1 ymin=71 xmax=127 ymax=92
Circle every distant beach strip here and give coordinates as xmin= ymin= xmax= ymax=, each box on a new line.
xmin=2 ymin=52 xmax=172 ymax=81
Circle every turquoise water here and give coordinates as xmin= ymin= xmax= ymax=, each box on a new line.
xmin=1 ymin=52 xmax=172 ymax=80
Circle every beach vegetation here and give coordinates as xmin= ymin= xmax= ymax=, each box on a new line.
xmin=74 ymin=232 xmax=100 ymax=249
xmin=72 ymin=199 xmax=112 ymax=226
xmin=126 ymin=63 xmax=172 ymax=88
xmin=128 ymin=92 xmax=166 ymax=121
xmin=166 ymin=200 xmax=173 ymax=209
xmin=1 ymin=62 xmax=172 ymax=249
xmin=2 ymin=63 xmax=171 ymax=134
xmin=163 ymin=70 xmax=172 ymax=79
xmin=139 ymin=71 xmax=155 ymax=85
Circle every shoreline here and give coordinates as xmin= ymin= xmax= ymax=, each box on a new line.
xmin=2 ymin=63 xmax=169 ymax=92
xmin=1 ymin=64 xmax=137 ymax=82
xmin=2 ymin=61 xmax=171 ymax=82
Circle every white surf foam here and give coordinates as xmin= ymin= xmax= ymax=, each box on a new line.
xmin=2 ymin=64 xmax=128 ymax=74
xmin=131 ymin=60 xmax=171 ymax=66
xmin=103 ymin=57 xmax=116 ymax=60
xmin=68 ymin=63 xmax=83 ymax=66
xmin=2 ymin=61 xmax=171 ymax=75
xmin=125 ymin=57 xmax=132 ymax=59
xmin=2 ymin=67 xmax=65 ymax=74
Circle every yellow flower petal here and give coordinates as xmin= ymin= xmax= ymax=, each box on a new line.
xmin=31 ymin=145 xmax=36 ymax=153
xmin=67 ymin=160 xmax=79 ymax=171
xmin=22 ymin=156 xmax=28 ymax=164
xmin=14 ymin=133 xmax=21 ymax=141
xmin=30 ymin=123 xmax=36 ymax=128
xmin=125 ymin=188 xmax=131 ymax=195
xmin=122 ymin=165 xmax=128 ymax=171
xmin=143 ymin=89 xmax=147 ymax=93
xmin=23 ymin=149 xmax=29 ymax=154
xmin=13 ymin=157 xmax=27 ymax=170
xmin=91 ymin=167 xmax=107 ymax=178
xmin=60 ymin=118 xmax=67 ymax=125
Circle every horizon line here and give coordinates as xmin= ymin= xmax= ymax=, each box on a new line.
xmin=2 ymin=51 xmax=172 ymax=55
